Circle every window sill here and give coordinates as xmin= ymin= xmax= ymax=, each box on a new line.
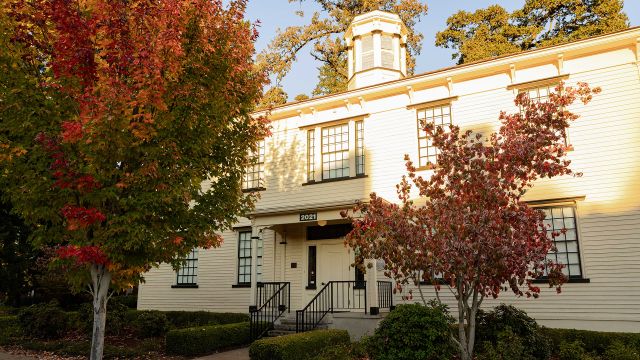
xmin=416 ymin=164 xmax=437 ymax=171
xmin=232 ymin=284 xmax=251 ymax=288
xmin=242 ymin=187 xmax=266 ymax=193
xmin=532 ymin=277 xmax=590 ymax=284
xmin=305 ymin=285 xmax=317 ymax=290
xmin=302 ymin=175 xmax=368 ymax=186
xmin=171 ymin=284 xmax=199 ymax=288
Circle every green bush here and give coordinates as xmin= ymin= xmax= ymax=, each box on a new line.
xmin=478 ymin=328 xmax=535 ymax=360
xmin=604 ymin=341 xmax=640 ymax=360
xmin=164 ymin=310 xmax=249 ymax=328
xmin=558 ymin=340 xmax=595 ymax=360
xmin=132 ymin=310 xmax=170 ymax=338
xmin=0 ymin=315 xmax=22 ymax=345
xmin=17 ymin=301 xmax=68 ymax=339
xmin=544 ymin=328 xmax=640 ymax=356
xmin=165 ymin=321 xmax=250 ymax=356
xmin=110 ymin=295 xmax=137 ymax=309
xmin=250 ymin=329 xmax=350 ymax=360
xmin=365 ymin=303 xmax=455 ymax=360
xmin=78 ymin=301 xmax=128 ymax=335
xmin=476 ymin=304 xmax=551 ymax=359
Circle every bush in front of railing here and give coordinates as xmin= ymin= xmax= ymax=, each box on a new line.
xmin=163 ymin=310 xmax=249 ymax=328
xmin=249 ymin=329 xmax=350 ymax=360
xmin=165 ymin=321 xmax=251 ymax=356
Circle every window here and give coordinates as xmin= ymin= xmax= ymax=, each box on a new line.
xmin=321 ymin=123 xmax=350 ymax=179
xmin=243 ymin=140 xmax=265 ymax=190
xmin=541 ymin=206 xmax=583 ymax=278
xmin=307 ymin=246 xmax=317 ymax=289
xmin=176 ymin=249 xmax=198 ymax=285
xmin=417 ymin=104 xmax=451 ymax=168
xmin=381 ymin=34 xmax=394 ymax=68
xmin=520 ymin=85 xmax=568 ymax=146
xmin=237 ymin=231 xmax=263 ymax=285
xmin=307 ymin=129 xmax=315 ymax=182
xmin=355 ymin=120 xmax=365 ymax=176
xmin=361 ymin=35 xmax=374 ymax=70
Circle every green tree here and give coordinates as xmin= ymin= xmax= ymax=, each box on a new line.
xmin=0 ymin=1 xmax=267 ymax=359
xmin=258 ymin=86 xmax=289 ymax=109
xmin=436 ymin=0 xmax=629 ymax=64
xmin=259 ymin=0 xmax=429 ymax=96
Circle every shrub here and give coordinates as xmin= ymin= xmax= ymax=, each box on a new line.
xmin=558 ymin=340 xmax=595 ymax=360
xmin=544 ymin=328 xmax=640 ymax=355
xmin=110 ymin=295 xmax=137 ymax=309
xmin=365 ymin=303 xmax=454 ymax=360
xmin=0 ymin=315 xmax=22 ymax=345
xmin=78 ymin=301 xmax=129 ymax=336
xmin=604 ymin=341 xmax=640 ymax=360
xmin=17 ymin=301 xmax=68 ymax=339
xmin=476 ymin=304 xmax=551 ymax=359
xmin=132 ymin=310 xmax=170 ymax=338
xmin=478 ymin=328 xmax=535 ymax=360
xmin=165 ymin=322 xmax=250 ymax=356
xmin=250 ymin=329 xmax=350 ymax=360
xmin=164 ymin=310 xmax=248 ymax=328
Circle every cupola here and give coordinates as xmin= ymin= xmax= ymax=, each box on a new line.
xmin=345 ymin=10 xmax=408 ymax=90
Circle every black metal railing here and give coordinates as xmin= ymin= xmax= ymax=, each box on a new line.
xmin=250 ymin=282 xmax=290 ymax=340
xmin=377 ymin=281 xmax=394 ymax=310
xmin=296 ymin=281 xmax=367 ymax=333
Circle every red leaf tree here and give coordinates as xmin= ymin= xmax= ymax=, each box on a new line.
xmin=0 ymin=1 xmax=267 ymax=359
xmin=342 ymin=82 xmax=600 ymax=360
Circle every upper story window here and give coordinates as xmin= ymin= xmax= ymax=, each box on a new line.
xmin=361 ymin=35 xmax=374 ymax=70
xmin=519 ymin=84 xmax=569 ymax=146
xmin=307 ymin=129 xmax=316 ymax=182
xmin=417 ymin=104 xmax=451 ymax=168
xmin=176 ymin=249 xmax=198 ymax=286
xmin=541 ymin=205 xmax=583 ymax=279
xmin=321 ymin=123 xmax=350 ymax=180
xmin=355 ymin=120 xmax=365 ymax=176
xmin=381 ymin=34 xmax=394 ymax=68
xmin=243 ymin=140 xmax=265 ymax=191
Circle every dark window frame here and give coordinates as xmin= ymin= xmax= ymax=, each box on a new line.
xmin=538 ymin=204 xmax=585 ymax=280
xmin=176 ymin=249 xmax=198 ymax=286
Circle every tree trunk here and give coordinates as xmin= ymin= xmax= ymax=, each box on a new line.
xmin=89 ymin=264 xmax=111 ymax=360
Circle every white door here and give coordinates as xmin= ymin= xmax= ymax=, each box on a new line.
xmin=318 ymin=243 xmax=351 ymax=286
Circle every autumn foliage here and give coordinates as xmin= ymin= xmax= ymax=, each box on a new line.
xmin=1 ymin=0 xmax=267 ymax=358
xmin=343 ymin=82 xmax=600 ymax=360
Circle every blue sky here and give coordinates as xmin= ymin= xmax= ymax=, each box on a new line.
xmin=244 ymin=1 xmax=640 ymax=100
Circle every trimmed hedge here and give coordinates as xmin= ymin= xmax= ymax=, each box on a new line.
xmin=249 ymin=329 xmax=350 ymax=360
xmin=165 ymin=322 xmax=251 ymax=356
xmin=0 ymin=315 xmax=22 ymax=345
xmin=544 ymin=328 xmax=640 ymax=355
xmin=164 ymin=311 xmax=249 ymax=328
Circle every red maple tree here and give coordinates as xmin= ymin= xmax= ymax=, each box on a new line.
xmin=342 ymin=82 xmax=600 ymax=360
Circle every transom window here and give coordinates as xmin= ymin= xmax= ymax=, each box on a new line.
xmin=176 ymin=249 xmax=198 ymax=285
xmin=321 ymin=123 xmax=350 ymax=179
xmin=417 ymin=104 xmax=451 ymax=168
xmin=237 ymin=231 xmax=263 ymax=285
xmin=243 ymin=140 xmax=265 ymax=190
xmin=541 ymin=206 xmax=583 ymax=278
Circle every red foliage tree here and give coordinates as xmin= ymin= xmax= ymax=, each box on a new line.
xmin=1 ymin=1 xmax=267 ymax=359
xmin=342 ymin=82 xmax=600 ymax=360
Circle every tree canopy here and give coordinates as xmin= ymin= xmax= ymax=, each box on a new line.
xmin=0 ymin=0 xmax=267 ymax=358
xmin=342 ymin=82 xmax=600 ymax=360
xmin=436 ymin=0 xmax=629 ymax=64
xmin=258 ymin=0 xmax=429 ymax=96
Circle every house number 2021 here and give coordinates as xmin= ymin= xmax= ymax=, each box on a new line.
xmin=299 ymin=213 xmax=317 ymax=221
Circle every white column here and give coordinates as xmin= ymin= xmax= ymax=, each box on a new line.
xmin=400 ymin=44 xmax=407 ymax=75
xmin=373 ymin=31 xmax=382 ymax=68
xmin=392 ymin=35 xmax=400 ymax=71
xmin=366 ymin=259 xmax=378 ymax=314
xmin=249 ymin=227 xmax=259 ymax=306
xmin=347 ymin=46 xmax=354 ymax=79
xmin=354 ymin=36 xmax=362 ymax=72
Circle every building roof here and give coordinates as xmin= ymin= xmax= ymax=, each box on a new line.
xmin=256 ymin=26 xmax=640 ymax=117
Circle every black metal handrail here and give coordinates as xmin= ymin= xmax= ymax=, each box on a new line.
xmin=250 ymin=282 xmax=290 ymax=340
xmin=377 ymin=280 xmax=394 ymax=310
xmin=296 ymin=280 xmax=367 ymax=333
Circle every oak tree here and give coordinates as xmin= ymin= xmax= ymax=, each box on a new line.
xmin=0 ymin=1 xmax=268 ymax=359
xmin=342 ymin=83 xmax=600 ymax=360
xmin=436 ymin=0 xmax=628 ymax=64
xmin=258 ymin=0 xmax=429 ymax=96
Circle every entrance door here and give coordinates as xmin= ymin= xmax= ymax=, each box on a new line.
xmin=318 ymin=243 xmax=351 ymax=286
